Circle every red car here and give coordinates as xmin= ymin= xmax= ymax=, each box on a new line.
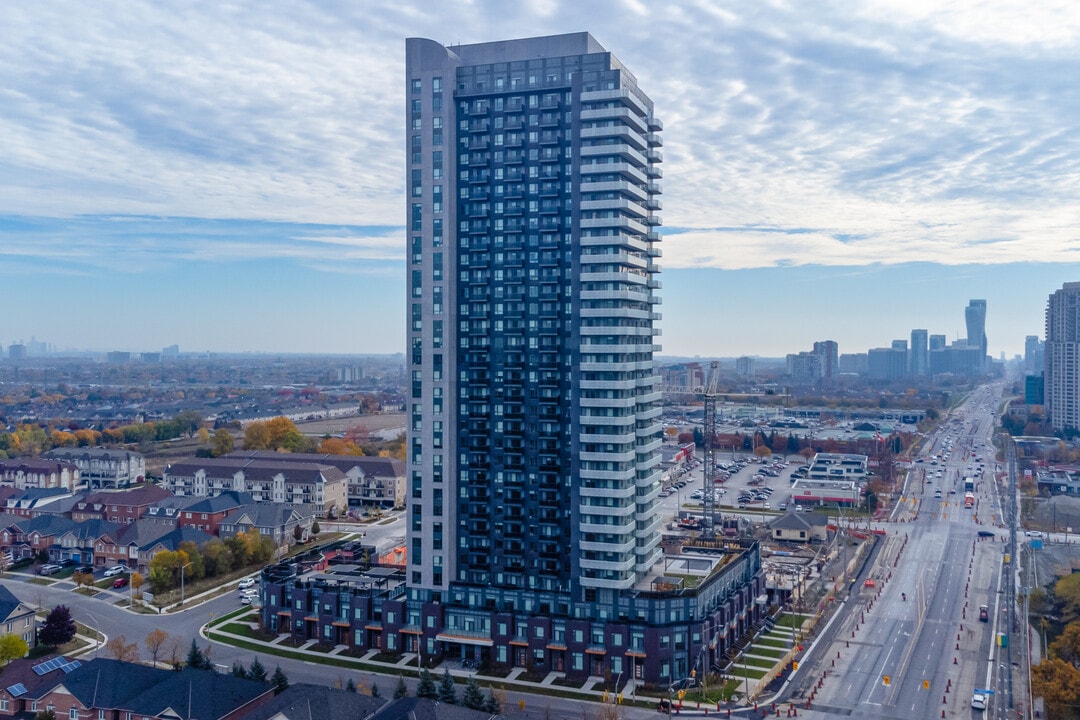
xmin=113 ymin=577 xmax=128 ymax=589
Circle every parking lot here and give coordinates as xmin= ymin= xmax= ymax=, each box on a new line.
xmin=658 ymin=453 xmax=808 ymax=521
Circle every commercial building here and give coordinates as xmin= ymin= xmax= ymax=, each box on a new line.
xmin=909 ymin=329 xmax=928 ymax=376
xmin=316 ymin=31 xmax=767 ymax=686
xmin=1045 ymin=282 xmax=1080 ymax=432
xmin=965 ymin=299 xmax=988 ymax=370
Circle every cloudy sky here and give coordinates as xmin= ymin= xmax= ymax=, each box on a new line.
xmin=3 ymin=0 xmax=1079 ymax=358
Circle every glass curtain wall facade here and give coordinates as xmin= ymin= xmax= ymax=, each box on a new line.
xmin=405 ymin=33 xmax=663 ymax=612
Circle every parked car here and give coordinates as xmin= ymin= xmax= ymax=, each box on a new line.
xmin=112 ymin=576 xmax=128 ymax=589
xmin=104 ymin=565 xmax=127 ymax=577
xmin=237 ymin=577 xmax=256 ymax=590
xmin=240 ymin=595 xmax=253 ymax=605
xmin=58 ymin=559 xmax=75 ymax=568
xmin=38 ymin=564 xmax=61 ymax=576
xmin=78 ymin=566 xmax=94 ymax=575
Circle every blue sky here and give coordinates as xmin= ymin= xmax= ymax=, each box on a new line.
xmin=3 ymin=1 xmax=1080 ymax=358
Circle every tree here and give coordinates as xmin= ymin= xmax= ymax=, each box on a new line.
xmin=1031 ymin=657 xmax=1080 ymax=717
xmin=144 ymin=629 xmax=169 ymax=667
xmin=186 ymin=638 xmax=211 ymax=670
xmin=438 ymin=668 xmax=457 ymax=704
xmin=799 ymin=447 xmax=816 ymax=464
xmin=0 ymin=634 xmax=28 ymax=665
xmin=370 ymin=683 xmax=380 ymax=698
xmin=461 ymin=677 xmax=484 ymax=709
xmin=130 ymin=571 xmax=145 ymax=596
xmin=196 ymin=427 xmax=211 ymax=443
xmin=310 ymin=521 xmax=321 ymax=537
xmin=231 ymin=660 xmax=249 ymax=678
xmin=211 ymin=428 xmax=235 ymax=457
xmin=249 ymin=657 xmax=268 ymax=682
xmin=345 ymin=678 xmax=357 ymax=693
xmin=1055 ymin=573 xmax=1080 ymax=626
xmin=394 ymin=675 xmax=409 ymax=699
xmin=416 ymin=669 xmax=438 ymax=699
xmin=482 ymin=690 xmax=501 ymax=714
xmin=243 ymin=422 xmax=272 ymax=450
xmin=72 ymin=571 xmax=95 ymax=589
xmin=293 ymin=524 xmax=304 ymax=544
xmin=39 ymin=606 xmax=76 ymax=647
xmin=33 ymin=710 xmax=57 ymax=720
xmin=271 ymin=666 xmax=289 ymax=695
xmin=105 ymin=635 xmax=140 ymax=662
xmin=1049 ymin=620 xmax=1080 ymax=670
xmin=753 ymin=444 xmax=772 ymax=460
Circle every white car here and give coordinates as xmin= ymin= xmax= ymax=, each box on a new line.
xmin=103 ymin=565 xmax=127 ymax=577
xmin=237 ymin=577 xmax=256 ymax=589
xmin=1025 ymin=530 xmax=1044 ymax=538
xmin=971 ymin=692 xmax=987 ymax=710
xmin=240 ymin=595 xmax=253 ymax=605
xmin=240 ymin=588 xmax=259 ymax=598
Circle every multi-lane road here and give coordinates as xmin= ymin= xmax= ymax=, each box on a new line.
xmin=781 ymin=382 xmax=1024 ymax=719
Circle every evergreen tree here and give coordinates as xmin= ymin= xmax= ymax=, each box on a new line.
xmin=394 ymin=675 xmax=409 ymax=699
xmin=438 ymin=668 xmax=457 ymax=704
xmin=482 ymin=690 xmax=501 ymax=714
xmin=248 ymin=657 xmax=268 ymax=682
xmin=271 ymin=666 xmax=289 ymax=695
xmin=345 ymin=678 xmax=357 ymax=693
xmin=230 ymin=660 xmax=248 ymax=678
xmin=370 ymin=683 xmax=380 ymax=698
xmin=185 ymin=639 xmax=209 ymax=670
xmin=416 ymin=669 xmax=438 ymax=699
xmin=461 ymin=677 xmax=484 ymax=710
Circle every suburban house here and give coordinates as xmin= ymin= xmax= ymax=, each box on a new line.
xmin=227 ymin=451 xmax=405 ymax=508
xmin=69 ymin=486 xmax=173 ymax=524
xmin=42 ymin=448 xmax=146 ymax=489
xmin=162 ymin=459 xmax=347 ymax=518
xmin=770 ymin=512 xmax=830 ymax=543
xmin=0 ymin=585 xmax=36 ymax=650
xmin=218 ymin=503 xmax=316 ymax=547
xmin=23 ymin=658 xmax=274 ymax=720
xmin=172 ymin=491 xmax=253 ymax=534
xmin=0 ymin=460 xmax=80 ymax=492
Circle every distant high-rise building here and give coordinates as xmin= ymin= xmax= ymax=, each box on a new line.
xmin=812 ymin=340 xmax=838 ymax=379
xmin=965 ymin=299 xmax=988 ymax=369
xmin=1045 ymin=283 xmax=1080 ymax=431
xmin=1024 ymin=335 xmax=1045 ymax=375
xmin=929 ymin=334 xmax=946 ymax=351
xmin=162 ymin=344 xmax=180 ymax=359
xmin=910 ymin=329 xmax=929 ymax=376
xmin=868 ymin=347 xmax=908 ymax=380
xmin=735 ymin=356 xmax=756 ymax=377
xmin=397 ymin=32 xmax=762 ymax=685
xmin=839 ymin=353 xmax=868 ymax=374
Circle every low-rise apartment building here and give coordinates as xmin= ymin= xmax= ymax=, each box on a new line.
xmin=227 ymin=451 xmax=404 ymax=508
xmin=0 ymin=460 xmax=80 ymax=492
xmin=43 ymin=448 xmax=145 ymax=489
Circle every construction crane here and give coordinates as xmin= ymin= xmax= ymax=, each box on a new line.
xmin=700 ymin=361 xmax=720 ymax=533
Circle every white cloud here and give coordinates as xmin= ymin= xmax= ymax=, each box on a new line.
xmin=0 ymin=0 xmax=1078 ymax=272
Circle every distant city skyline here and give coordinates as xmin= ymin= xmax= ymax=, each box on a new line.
xmin=3 ymin=3 xmax=1079 ymax=358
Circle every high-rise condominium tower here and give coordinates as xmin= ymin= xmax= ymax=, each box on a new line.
xmin=406 ymin=30 xmax=663 ymax=597
xmin=403 ymin=32 xmax=762 ymax=685
xmin=1045 ymin=283 xmax=1080 ymax=431
xmin=966 ymin=299 xmax=988 ymax=368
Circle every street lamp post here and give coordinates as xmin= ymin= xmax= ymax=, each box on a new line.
xmin=180 ymin=562 xmax=192 ymax=607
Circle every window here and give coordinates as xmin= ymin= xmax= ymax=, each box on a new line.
xmin=70 ymin=709 xmax=79 ymax=720
xmin=411 ymin=79 xmax=422 ymax=93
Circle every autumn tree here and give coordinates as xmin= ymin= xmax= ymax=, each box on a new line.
xmin=0 ymin=634 xmax=28 ymax=665
xmin=1055 ymin=573 xmax=1080 ymax=626
xmin=752 ymin=444 xmax=772 ymax=460
xmin=196 ymin=427 xmax=210 ymax=443
xmin=1031 ymin=657 xmax=1080 ymax=718
xmin=105 ymin=635 xmax=140 ymax=662
xmin=130 ymin=571 xmax=145 ymax=596
xmin=148 ymin=549 xmax=190 ymax=593
xmin=211 ymin=428 xmax=234 ymax=457
xmin=39 ymin=606 xmax=76 ymax=647
xmin=243 ymin=422 xmax=272 ymax=450
xmin=144 ymin=629 xmax=169 ymax=667
xmin=318 ymin=437 xmax=363 ymax=456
